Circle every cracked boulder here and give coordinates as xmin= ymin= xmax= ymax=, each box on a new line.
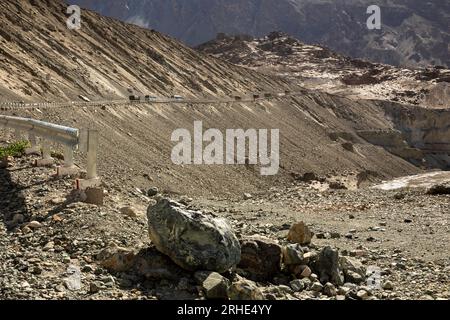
xmin=147 ymin=199 xmax=241 ymax=273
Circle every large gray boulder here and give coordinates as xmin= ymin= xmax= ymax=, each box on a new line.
xmin=147 ymin=199 xmax=241 ymax=273
xmin=310 ymin=246 xmax=345 ymax=286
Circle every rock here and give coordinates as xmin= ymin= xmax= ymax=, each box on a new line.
xmin=147 ymin=187 xmax=159 ymax=197
xmin=310 ymin=282 xmax=323 ymax=292
xmin=89 ymin=282 xmax=101 ymax=294
xmin=97 ymin=244 xmax=136 ymax=272
xmin=26 ymin=221 xmax=43 ymax=229
xmin=382 ymin=280 xmax=394 ymax=290
xmin=289 ymin=279 xmax=305 ymax=292
xmin=11 ymin=214 xmax=24 ymax=225
xmin=287 ymin=221 xmax=313 ymax=245
xmin=310 ymin=246 xmax=344 ymax=286
xmin=282 ymin=244 xmax=304 ymax=265
xmin=300 ymin=266 xmax=312 ymax=278
xmin=133 ymin=247 xmax=185 ymax=280
xmin=323 ymin=282 xmax=337 ymax=297
xmin=357 ymin=289 xmax=369 ymax=300
xmin=64 ymin=264 xmax=81 ymax=291
xmin=0 ymin=157 xmax=7 ymax=168
xmin=195 ymin=271 xmax=230 ymax=299
xmin=147 ymin=199 xmax=241 ymax=272
xmin=298 ymin=172 xmax=319 ymax=182
xmin=82 ymin=264 xmax=94 ymax=273
xmin=329 ymin=181 xmax=347 ymax=190
xmin=243 ymin=193 xmax=252 ymax=200
xmin=238 ymin=236 xmax=282 ymax=281
xmin=426 ymin=183 xmax=450 ymax=195
xmin=227 ymin=275 xmax=264 ymax=300
xmin=50 ymin=197 xmax=65 ymax=205
xmin=288 ymin=264 xmax=312 ymax=278
xmin=120 ymin=206 xmax=139 ymax=217
xmin=300 ymin=278 xmax=312 ymax=289
xmin=340 ymin=256 xmax=366 ymax=284
xmin=330 ymin=232 xmax=341 ymax=239
xmin=303 ymin=251 xmax=317 ymax=263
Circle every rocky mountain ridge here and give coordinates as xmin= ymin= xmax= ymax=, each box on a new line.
xmin=197 ymin=32 xmax=450 ymax=109
xmin=72 ymin=0 xmax=450 ymax=68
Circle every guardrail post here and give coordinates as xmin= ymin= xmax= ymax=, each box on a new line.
xmin=64 ymin=146 xmax=74 ymax=167
xmin=56 ymin=146 xmax=79 ymax=176
xmin=35 ymin=140 xmax=54 ymax=167
xmin=75 ymin=129 xmax=102 ymax=205
xmin=86 ymin=129 xmax=98 ymax=180
xmin=76 ymin=129 xmax=101 ymax=190
xmin=25 ymin=133 xmax=41 ymax=155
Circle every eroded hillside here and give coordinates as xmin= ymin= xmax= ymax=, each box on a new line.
xmin=0 ymin=0 xmax=290 ymax=102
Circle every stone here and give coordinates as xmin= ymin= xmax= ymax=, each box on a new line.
xmin=64 ymin=264 xmax=81 ymax=291
xmin=133 ymin=247 xmax=185 ymax=280
xmin=84 ymin=187 xmax=104 ymax=206
xmin=147 ymin=199 xmax=240 ymax=272
xmin=310 ymin=246 xmax=344 ymax=286
xmin=282 ymin=244 xmax=305 ymax=265
xmin=120 ymin=206 xmax=139 ymax=217
xmin=26 ymin=221 xmax=43 ymax=229
xmin=0 ymin=157 xmax=8 ymax=168
xmin=323 ymin=282 xmax=337 ymax=297
xmin=340 ymin=256 xmax=366 ymax=284
xmin=12 ymin=214 xmax=24 ymax=225
xmin=50 ymin=197 xmax=65 ymax=205
xmin=287 ymin=221 xmax=313 ymax=245
xmin=300 ymin=266 xmax=312 ymax=278
xmin=303 ymin=251 xmax=317 ymax=263
xmin=147 ymin=187 xmax=159 ymax=197
xmin=243 ymin=193 xmax=252 ymax=200
xmin=426 ymin=183 xmax=450 ymax=195
xmin=310 ymin=282 xmax=323 ymax=292
xmin=89 ymin=282 xmax=101 ymax=294
xmin=227 ymin=276 xmax=264 ymax=300
xmin=195 ymin=271 xmax=230 ymax=299
xmin=357 ymin=289 xmax=369 ymax=300
xmin=97 ymin=244 xmax=136 ymax=272
xmin=238 ymin=236 xmax=282 ymax=281
xmin=300 ymin=278 xmax=312 ymax=289
xmin=289 ymin=279 xmax=305 ymax=292
xmin=382 ymin=280 xmax=394 ymax=290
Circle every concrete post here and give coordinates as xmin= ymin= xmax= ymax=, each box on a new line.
xmin=63 ymin=146 xmax=74 ymax=167
xmin=35 ymin=139 xmax=54 ymax=167
xmin=86 ymin=129 xmax=98 ymax=180
xmin=25 ymin=132 xmax=41 ymax=155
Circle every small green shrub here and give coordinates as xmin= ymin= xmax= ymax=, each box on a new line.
xmin=0 ymin=140 xmax=30 ymax=158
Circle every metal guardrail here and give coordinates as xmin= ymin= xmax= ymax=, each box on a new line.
xmin=0 ymin=90 xmax=299 ymax=110
xmin=0 ymin=115 xmax=99 ymax=187
xmin=0 ymin=115 xmax=79 ymax=147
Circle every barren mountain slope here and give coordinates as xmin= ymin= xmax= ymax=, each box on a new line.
xmin=197 ymin=32 xmax=450 ymax=109
xmin=0 ymin=0 xmax=291 ymax=102
xmin=1 ymin=94 xmax=423 ymax=197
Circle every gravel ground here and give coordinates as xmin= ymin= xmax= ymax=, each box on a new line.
xmin=1 ymin=154 xmax=448 ymax=300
